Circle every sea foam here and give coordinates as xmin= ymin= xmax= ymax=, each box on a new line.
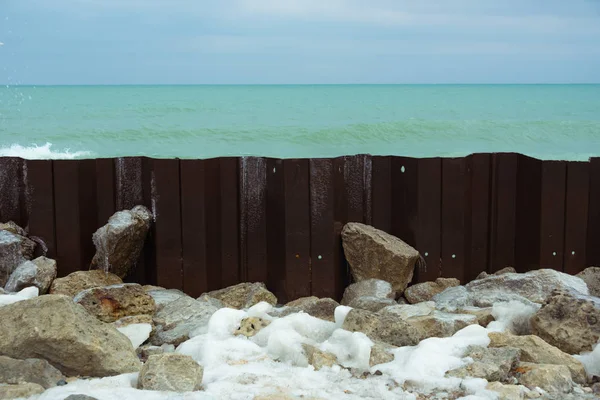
xmin=0 ymin=142 xmax=91 ymax=159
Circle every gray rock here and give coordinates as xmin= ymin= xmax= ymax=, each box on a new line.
xmin=577 ymin=267 xmax=600 ymax=297
xmin=280 ymin=297 xmax=339 ymax=322
xmin=475 ymin=266 xmax=516 ymax=280
xmin=341 ymin=279 xmax=395 ymax=306
xmin=0 ymin=230 xmax=27 ymax=287
xmin=197 ymin=293 xmax=226 ymax=308
xmin=74 ymin=283 xmax=156 ymax=323
xmin=207 ymin=282 xmax=277 ymax=309
xmin=49 ymin=270 xmax=123 ymax=298
xmin=4 ymin=256 xmax=57 ymax=294
xmin=342 ymin=308 xmax=421 ymax=347
xmin=341 ymin=223 xmax=419 ymax=294
xmin=0 ymin=221 xmax=27 ymax=237
xmin=454 ymin=306 xmax=495 ymax=327
xmin=138 ymin=354 xmax=203 ymax=392
xmin=0 ymin=295 xmax=140 ymax=377
xmin=447 ymin=346 xmax=521 ymax=382
xmin=347 ymin=296 xmax=397 ymax=312
xmin=0 ymin=383 xmax=45 ymax=399
xmin=516 ymin=362 xmax=573 ymax=394
xmin=148 ymin=288 xmax=189 ymax=311
xmin=137 ymin=345 xmax=166 ymax=363
xmin=90 ymin=205 xmax=152 ymax=279
xmin=531 ymin=289 xmax=600 ymax=355
xmin=434 ymin=269 xmax=588 ymax=310
xmin=404 ymin=277 xmax=460 ymax=304
xmin=0 ymin=355 xmax=64 ymax=389
xmin=151 ymin=296 xmax=219 ymax=346
xmin=378 ymin=301 xmax=436 ymax=320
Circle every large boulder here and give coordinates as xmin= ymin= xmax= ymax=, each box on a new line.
xmin=488 ymin=332 xmax=587 ymax=384
xmin=446 ymin=346 xmax=521 ymax=382
xmin=74 ymin=283 xmax=156 ymax=323
xmin=4 ymin=256 xmax=57 ymax=294
xmin=341 ymin=279 xmax=395 ymax=306
xmin=341 ymin=223 xmax=419 ymax=294
xmin=531 ymin=289 xmax=600 ymax=355
xmin=342 ymin=308 xmax=421 ymax=347
xmin=0 ymin=295 xmax=140 ymax=377
xmin=577 ymin=267 xmax=600 ymax=297
xmin=404 ymin=277 xmax=460 ymax=304
xmin=90 ymin=205 xmax=152 ymax=279
xmin=206 ymin=282 xmax=277 ymax=309
xmin=515 ymin=362 xmax=573 ymax=394
xmin=138 ymin=354 xmax=203 ymax=392
xmin=0 ymin=383 xmax=45 ymax=399
xmin=151 ymin=296 xmax=220 ymax=346
xmin=0 ymin=230 xmax=28 ymax=287
xmin=49 ymin=270 xmax=123 ymax=298
xmin=434 ymin=269 xmax=588 ymax=310
xmin=0 ymin=355 xmax=64 ymax=389
xmin=279 ymin=297 xmax=339 ymax=322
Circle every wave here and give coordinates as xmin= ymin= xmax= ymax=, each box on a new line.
xmin=0 ymin=143 xmax=92 ymax=160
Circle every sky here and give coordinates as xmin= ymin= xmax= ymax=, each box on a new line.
xmin=1 ymin=0 xmax=600 ymax=84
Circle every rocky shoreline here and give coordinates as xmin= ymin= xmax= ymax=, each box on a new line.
xmin=1 ymin=207 xmax=600 ymax=399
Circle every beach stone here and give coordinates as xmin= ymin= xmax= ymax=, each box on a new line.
xmin=151 ymin=296 xmax=219 ymax=346
xmin=0 ymin=295 xmax=140 ymax=377
xmin=234 ymin=317 xmax=271 ymax=337
xmin=342 ymin=308 xmax=420 ymax=347
xmin=0 ymin=355 xmax=64 ymax=389
xmin=138 ymin=353 xmax=203 ymax=392
xmin=64 ymin=396 xmax=99 ymax=400
xmin=488 ymin=331 xmax=587 ymax=384
xmin=0 ymin=383 xmax=45 ymax=399
xmin=0 ymin=230 xmax=27 ymax=287
xmin=341 ymin=223 xmax=419 ymax=294
xmin=486 ymin=382 xmax=526 ymax=400
xmin=434 ymin=269 xmax=588 ymax=310
xmin=515 ymin=362 xmax=573 ymax=393
xmin=148 ymin=288 xmax=188 ymax=311
xmin=90 ymin=205 xmax=152 ymax=279
xmin=447 ymin=346 xmax=520 ymax=382
xmin=74 ymin=283 xmax=156 ymax=323
xmin=49 ymin=270 xmax=122 ymax=298
xmin=341 ymin=279 xmax=395 ymax=306
xmin=577 ymin=267 xmax=600 ymax=297
xmin=475 ymin=266 xmax=516 ymax=280
xmin=531 ymin=289 xmax=600 ymax=355
xmin=302 ymin=344 xmax=337 ymax=370
xmin=347 ymin=296 xmax=397 ymax=312
xmin=207 ymin=282 xmax=277 ymax=309
xmin=369 ymin=342 xmax=395 ymax=367
xmin=404 ymin=278 xmax=460 ymax=304
xmin=4 ymin=256 xmax=57 ymax=294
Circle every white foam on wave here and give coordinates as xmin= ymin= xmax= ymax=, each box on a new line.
xmin=0 ymin=142 xmax=91 ymax=159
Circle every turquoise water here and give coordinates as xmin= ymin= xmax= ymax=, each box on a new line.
xmin=0 ymin=84 xmax=599 ymax=160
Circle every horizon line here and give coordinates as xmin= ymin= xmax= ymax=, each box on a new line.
xmin=3 ymin=82 xmax=600 ymax=87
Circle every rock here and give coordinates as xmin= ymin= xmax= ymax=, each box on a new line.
xmin=369 ymin=342 xmax=395 ymax=367
xmin=4 ymin=256 xmax=57 ymax=294
xmin=0 ymin=295 xmax=140 ymax=377
xmin=531 ymin=289 xmax=600 ymax=355
xmin=347 ymin=296 xmax=397 ymax=312
xmin=515 ymin=362 xmax=573 ymax=393
xmin=404 ymin=278 xmax=460 ymax=304
xmin=447 ymin=346 xmax=520 ymax=382
xmin=197 ymin=293 xmax=226 ymax=308
xmin=0 ymin=221 xmax=27 ymax=237
xmin=476 ymin=266 xmax=516 ymax=280
xmin=0 ymin=355 xmax=64 ymax=389
xmin=0 ymin=230 xmax=27 ymax=287
xmin=486 ymin=382 xmax=526 ymax=400
xmin=488 ymin=332 xmax=587 ymax=384
xmin=234 ymin=317 xmax=271 ymax=337
xmin=138 ymin=353 xmax=203 ymax=392
xmin=74 ymin=283 xmax=156 ymax=323
xmin=0 ymin=227 xmax=36 ymax=260
xmin=113 ymin=314 xmax=154 ymax=328
xmin=434 ymin=269 xmax=588 ymax=310
xmin=378 ymin=301 xmax=436 ymax=319
xmin=151 ymin=296 xmax=219 ymax=346
xmin=404 ymin=311 xmax=477 ymax=340
xmin=341 ymin=223 xmax=419 ymax=294
xmin=454 ymin=306 xmax=495 ymax=327
xmin=207 ymin=282 xmax=277 ymax=309
xmin=90 ymin=205 xmax=152 ymax=279
xmin=577 ymin=267 xmax=600 ymax=297
xmin=342 ymin=308 xmax=421 ymax=347
xmin=302 ymin=344 xmax=337 ymax=370
xmin=0 ymin=383 xmax=45 ymax=399
xmin=341 ymin=279 xmax=395 ymax=306
xmin=0 ymin=287 xmax=4 ymax=294
xmin=137 ymin=345 xmax=167 ymax=362
xmin=148 ymin=288 xmax=188 ymax=311
xmin=64 ymin=396 xmax=99 ymax=400
xmin=279 ymin=297 xmax=339 ymax=322
xmin=49 ymin=270 xmax=123 ymax=298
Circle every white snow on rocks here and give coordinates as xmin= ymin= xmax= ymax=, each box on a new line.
xmin=0 ymin=286 xmax=38 ymax=307
xmin=116 ymin=323 xmax=153 ymax=349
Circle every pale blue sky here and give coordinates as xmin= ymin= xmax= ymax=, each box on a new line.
xmin=1 ymin=0 xmax=600 ymax=84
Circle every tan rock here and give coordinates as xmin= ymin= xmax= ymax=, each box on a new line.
xmin=302 ymin=344 xmax=337 ymax=370
xmin=405 ymin=311 xmax=477 ymax=341
xmin=404 ymin=277 xmax=460 ymax=304
xmin=207 ymin=282 xmax=277 ymax=309
xmin=342 ymin=308 xmax=421 ymax=347
xmin=341 ymin=223 xmax=419 ymax=294
xmin=341 ymin=279 xmax=395 ymax=306
xmin=234 ymin=317 xmax=271 ymax=337
xmin=369 ymin=342 xmax=395 ymax=367
xmin=90 ymin=205 xmax=152 ymax=278
xmin=447 ymin=346 xmax=520 ymax=382
xmin=0 ymin=383 xmax=45 ymax=399
xmin=4 ymin=256 xmax=57 ymax=294
xmin=138 ymin=354 xmax=203 ymax=392
xmin=347 ymin=296 xmax=397 ymax=312
xmin=113 ymin=314 xmax=154 ymax=328
xmin=0 ymin=295 xmax=140 ymax=377
xmin=455 ymin=306 xmax=495 ymax=327
xmin=486 ymin=382 xmax=526 ymax=400
xmin=280 ymin=297 xmax=339 ymax=322
xmin=515 ymin=362 xmax=573 ymax=393
xmin=488 ymin=332 xmax=587 ymax=384
xmin=577 ymin=267 xmax=600 ymax=297
xmin=0 ymin=355 xmax=64 ymax=389
xmin=476 ymin=266 xmax=516 ymax=280
xmin=49 ymin=270 xmax=122 ymax=298
xmin=74 ymin=283 xmax=156 ymax=323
